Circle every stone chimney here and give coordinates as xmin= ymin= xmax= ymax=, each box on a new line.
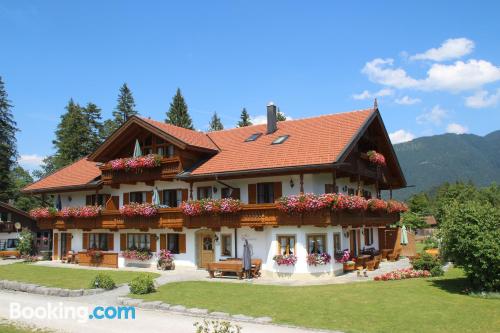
xmin=266 ymin=102 xmax=277 ymax=134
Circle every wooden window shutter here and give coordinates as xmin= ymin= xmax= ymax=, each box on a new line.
xmin=123 ymin=193 xmax=130 ymax=205
xmin=107 ymin=234 xmax=114 ymax=251
xmin=231 ymin=188 xmax=240 ymax=200
xmin=53 ymin=233 xmax=59 ymax=260
xmin=120 ymin=234 xmax=127 ymax=251
xmin=146 ymin=191 xmax=153 ymax=203
xmin=273 ymin=182 xmax=282 ymax=200
xmin=179 ymin=233 xmax=186 ymax=253
xmin=85 ymin=195 xmax=93 ymax=206
xmin=248 ymin=184 xmax=257 ymax=204
xmin=82 ymin=233 xmax=89 ymax=250
xmin=160 ymin=234 xmax=166 ymax=250
xmin=66 ymin=234 xmax=72 ymax=254
xmin=181 ymin=189 xmax=188 ymax=202
xmin=150 ymin=234 xmax=157 ymax=252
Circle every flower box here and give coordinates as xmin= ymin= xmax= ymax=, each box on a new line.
xmin=273 ymin=254 xmax=298 ymax=266
xmin=120 ymin=203 xmax=159 ymax=217
xmin=180 ymin=198 xmax=242 ymax=216
xmin=120 ymin=249 xmax=153 ymax=261
xmin=307 ymin=253 xmax=332 ymax=266
xmin=343 ymin=262 xmax=356 ymax=272
xmin=109 ymin=154 xmax=162 ymax=171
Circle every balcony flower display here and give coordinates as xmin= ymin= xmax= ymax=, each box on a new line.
xmin=119 ymin=203 xmax=159 ymax=217
xmin=272 ymin=254 xmax=298 ymax=266
xmin=367 ymin=150 xmax=386 ymax=166
xmin=59 ymin=206 xmax=102 ymax=218
xmin=386 ymin=200 xmax=408 ymax=213
xmin=307 ymin=252 xmax=332 ymax=266
xmin=109 ymin=154 xmax=162 ymax=171
xmin=29 ymin=207 xmax=58 ymax=219
xmin=337 ymin=195 xmax=368 ymax=211
xmin=367 ymin=198 xmax=388 ymax=212
xmin=121 ymin=249 xmax=153 ymax=261
xmin=276 ymin=193 xmax=328 ymax=214
xmin=374 ymin=268 xmax=431 ymax=281
xmin=180 ymin=198 xmax=242 ymax=216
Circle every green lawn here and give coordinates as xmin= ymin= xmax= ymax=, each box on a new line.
xmin=0 ymin=263 xmax=159 ymax=290
xmin=415 ymin=241 xmax=425 ymax=253
xmin=0 ymin=321 xmax=48 ymax=333
xmin=132 ymin=269 xmax=500 ymax=333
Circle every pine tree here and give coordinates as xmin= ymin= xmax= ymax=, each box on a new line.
xmin=208 ymin=112 xmax=224 ymax=131
xmin=100 ymin=119 xmax=119 ymax=141
xmin=276 ymin=107 xmax=287 ymax=121
xmin=82 ymin=102 xmax=104 ymax=152
xmin=0 ymin=76 xmax=18 ymax=202
xmin=165 ymin=88 xmax=194 ymax=129
xmin=237 ymin=108 xmax=252 ymax=127
xmin=10 ymin=165 xmax=40 ymax=211
xmin=50 ymin=99 xmax=90 ymax=170
xmin=112 ymin=83 xmax=138 ymax=125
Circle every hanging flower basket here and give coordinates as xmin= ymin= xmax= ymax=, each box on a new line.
xmin=366 ymin=150 xmax=386 ymax=166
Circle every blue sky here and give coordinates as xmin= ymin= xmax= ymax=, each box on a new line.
xmin=1 ymin=1 xmax=500 ymax=171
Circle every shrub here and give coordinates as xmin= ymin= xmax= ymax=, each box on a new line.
xmin=440 ymin=201 xmax=500 ymax=291
xmin=16 ymin=229 xmax=34 ymax=255
xmin=129 ymin=275 xmax=155 ymax=294
xmin=423 ymin=236 xmax=439 ymax=250
xmin=90 ymin=273 xmax=116 ymax=290
xmin=194 ymin=320 xmax=241 ymax=333
xmin=412 ymin=253 xmax=443 ymax=276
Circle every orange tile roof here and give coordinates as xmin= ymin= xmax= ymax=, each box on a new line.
xmin=192 ymin=108 xmax=374 ymax=175
xmin=141 ymin=117 xmax=218 ymax=151
xmin=23 ymin=158 xmax=101 ymax=193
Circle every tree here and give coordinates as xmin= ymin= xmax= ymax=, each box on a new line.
xmin=237 ymin=108 xmax=252 ymax=127
xmin=276 ymin=107 xmax=287 ymax=121
xmin=82 ymin=102 xmax=104 ymax=153
xmin=16 ymin=229 xmax=34 ymax=256
xmin=440 ymin=200 xmax=500 ymax=291
xmin=399 ymin=211 xmax=427 ymax=230
xmin=165 ymin=88 xmax=194 ymax=129
xmin=407 ymin=193 xmax=432 ymax=216
xmin=0 ymin=76 xmax=18 ymax=202
xmin=112 ymin=83 xmax=138 ymax=125
xmin=208 ymin=112 xmax=224 ymax=131
xmin=100 ymin=119 xmax=119 ymax=141
xmin=10 ymin=165 xmax=40 ymax=211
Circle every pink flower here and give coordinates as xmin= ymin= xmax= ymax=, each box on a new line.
xmin=367 ymin=150 xmax=386 ymax=166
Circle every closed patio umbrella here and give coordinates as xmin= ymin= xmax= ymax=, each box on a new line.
xmin=133 ymin=139 xmax=142 ymax=158
xmin=243 ymin=239 xmax=252 ymax=278
xmin=401 ymin=225 xmax=408 ymax=245
xmin=152 ymin=187 xmax=161 ymax=206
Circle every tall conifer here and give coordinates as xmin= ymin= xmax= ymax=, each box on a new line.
xmin=0 ymin=76 xmax=18 ymax=202
xmin=208 ymin=112 xmax=224 ymax=131
xmin=237 ymin=108 xmax=252 ymax=127
xmin=165 ymin=88 xmax=194 ymax=129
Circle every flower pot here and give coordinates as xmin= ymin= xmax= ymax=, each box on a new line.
xmin=343 ymin=263 xmax=355 ymax=272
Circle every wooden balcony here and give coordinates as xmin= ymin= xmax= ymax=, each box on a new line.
xmin=100 ymin=157 xmax=182 ymax=185
xmin=36 ymin=204 xmax=400 ymax=231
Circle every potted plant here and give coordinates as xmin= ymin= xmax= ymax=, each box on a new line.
xmin=87 ymin=248 xmax=104 ymax=263
xmin=157 ymin=249 xmax=175 ymax=270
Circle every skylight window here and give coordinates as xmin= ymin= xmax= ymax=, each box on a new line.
xmin=272 ymin=135 xmax=289 ymax=145
xmin=245 ymin=133 xmax=262 ymax=142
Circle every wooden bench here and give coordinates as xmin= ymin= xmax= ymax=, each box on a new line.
xmin=0 ymin=250 xmax=20 ymax=258
xmin=387 ymin=248 xmax=402 ymax=262
xmin=207 ymin=259 xmax=262 ymax=279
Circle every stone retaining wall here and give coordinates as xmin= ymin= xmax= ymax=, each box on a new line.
xmin=0 ymin=280 xmax=106 ymax=297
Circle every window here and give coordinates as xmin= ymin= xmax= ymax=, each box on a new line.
xmin=277 ymin=235 xmax=296 ymax=255
xmin=162 ymin=189 xmax=181 ymax=207
xmin=6 ymin=239 xmax=19 ymax=249
xmin=333 ymin=232 xmax=342 ymax=260
xmin=272 ymin=135 xmax=289 ymax=145
xmin=86 ymin=194 xmax=109 ymax=206
xmin=130 ymin=191 xmax=145 ymax=204
xmin=221 ymin=234 xmax=232 ymax=256
xmin=307 ymin=234 xmax=326 ymax=254
xmin=362 ymin=190 xmax=372 ymax=199
xmin=245 ymin=133 xmax=262 ymax=142
xmin=325 ymin=184 xmax=339 ymax=194
xmin=157 ymin=146 xmax=165 ymax=157
xmin=167 ymin=145 xmax=174 ymax=158
xmin=197 ymin=186 xmax=212 ymax=199
xmin=364 ymin=228 xmax=374 ymax=246
xmin=221 ymin=187 xmax=240 ymax=200
xmin=167 ymin=233 xmax=179 ymax=254
xmin=127 ymin=234 xmax=150 ymax=250
xmin=347 ymin=188 xmax=355 ymax=196
xmin=89 ymin=233 xmax=108 ymax=251
xmin=257 ymin=183 xmax=274 ymax=204
xmin=0 ymin=212 xmax=9 ymax=222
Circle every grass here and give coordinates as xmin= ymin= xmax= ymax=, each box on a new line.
xmin=0 ymin=320 xmax=49 ymax=333
xmin=415 ymin=241 xmax=426 ymax=253
xmin=132 ymin=268 xmax=500 ymax=333
xmin=0 ymin=263 xmax=159 ymax=289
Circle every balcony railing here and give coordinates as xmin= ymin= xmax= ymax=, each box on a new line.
xmin=100 ymin=157 xmax=182 ymax=185
xmin=36 ymin=204 xmax=400 ymax=231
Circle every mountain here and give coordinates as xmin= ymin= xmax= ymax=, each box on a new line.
xmin=392 ymin=130 xmax=500 ymax=199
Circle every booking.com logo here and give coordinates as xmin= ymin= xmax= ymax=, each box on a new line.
xmin=10 ymin=302 xmax=136 ymax=323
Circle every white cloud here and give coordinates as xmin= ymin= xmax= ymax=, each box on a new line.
xmin=18 ymin=154 xmax=45 ymax=169
xmin=389 ymin=130 xmax=416 ymax=144
xmin=395 ymin=96 xmax=421 ymax=105
xmin=416 ymin=105 xmax=449 ymax=125
xmin=446 ymin=123 xmax=468 ymax=134
xmin=465 ymin=89 xmax=500 ymax=108
xmin=251 ymin=115 xmax=267 ymax=125
xmin=362 ymin=58 xmax=500 ymax=92
xmin=352 ymin=88 xmax=393 ymax=100
xmin=410 ymin=38 xmax=475 ymax=62
xmin=362 ymin=58 xmax=419 ymax=89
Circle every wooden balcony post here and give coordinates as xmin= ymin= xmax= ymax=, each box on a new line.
xmin=332 ymin=169 xmax=337 ymax=193
xmin=299 ymin=173 xmax=304 ymax=194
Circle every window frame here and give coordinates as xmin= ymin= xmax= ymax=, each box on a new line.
xmin=277 ymin=235 xmax=296 ymax=255
xmin=88 ymin=233 xmax=109 ymax=251
xmin=127 ymin=234 xmax=151 ymax=250
xmin=244 ymin=133 xmax=262 ymax=142
xmin=220 ymin=234 xmax=232 ymax=257
xmin=306 ymin=234 xmax=327 ymax=254
xmin=364 ymin=228 xmax=374 ymax=246
xmin=167 ymin=233 xmax=180 ymax=254
xmin=257 ymin=182 xmax=275 ymax=204
xmin=271 ymin=135 xmax=290 ymax=145
xmin=197 ymin=186 xmax=212 ymax=200
xmin=129 ymin=191 xmax=145 ymax=204
xmin=162 ymin=189 xmax=181 ymax=207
